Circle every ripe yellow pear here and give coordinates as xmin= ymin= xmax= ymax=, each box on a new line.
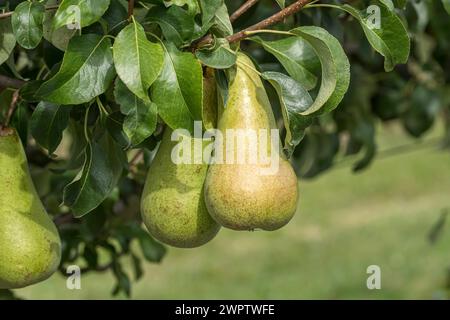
xmin=141 ymin=128 xmax=220 ymax=248
xmin=204 ymin=53 xmax=299 ymax=231
xmin=0 ymin=128 xmax=61 ymax=289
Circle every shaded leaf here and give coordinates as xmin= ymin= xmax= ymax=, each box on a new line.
xmin=114 ymin=78 xmax=157 ymax=147
xmin=31 ymin=102 xmax=72 ymax=155
xmin=262 ymin=71 xmax=313 ymax=157
xmin=146 ymin=5 xmax=195 ymax=47
xmin=250 ymin=36 xmax=319 ymax=90
xmin=0 ymin=18 xmax=16 ymax=66
xmin=63 ymin=132 xmax=125 ymax=217
xmin=195 ymin=38 xmax=236 ymax=69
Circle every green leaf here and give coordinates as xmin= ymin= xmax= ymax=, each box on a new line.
xmin=11 ymin=2 xmax=45 ymax=49
xmin=275 ymin=0 xmax=285 ymax=8
xmin=146 ymin=5 xmax=195 ymax=47
xmin=137 ymin=229 xmax=166 ymax=262
xmin=198 ymin=0 xmax=223 ymax=25
xmin=31 ymin=102 xmax=72 ymax=155
xmin=113 ymin=20 xmax=164 ymax=102
xmin=336 ymin=1 xmax=410 ymax=71
xmin=43 ymin=0 xmax=76 ymax=51
xmin=114 ymin=78 xmax=158 ymax=147
xmin=250 ymin=36 xmax=319 ymax=90
xmin=211 ymin=2 xmax=233 ymax=37
xmin=393 ymin=0 xmax=407 ymax=9
xmin=262 ymin=71 xmax=313 ymax=157
xmin=11 ymin=101 xmax=29 ymax=146
xmin=63 ymin=132 xmax=125 ymax=217
xmin=0 ymin=18 xmax=16 ymax=66
xmin=290 ymin=26 xmax=350 ymax=115
xmin=442 ymin=0 xmax=450 ymax=14
xmin=195 ymin=38 xmax=236 ymax=69
xmin=151 ymin=43 xmax=203 ymax=132
xmin=53 ymin=0 xmax=111 ymax=30
xmin=36 ymin=34 xmax=115 ymax=105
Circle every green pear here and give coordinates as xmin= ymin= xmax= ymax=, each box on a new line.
xmin=204 ymin=53 xmax=299 ymax=231
xmin=141 ymin=128 xmax=220 ymax=248
xmin=0 ymin=128 xmax=61 ymax=289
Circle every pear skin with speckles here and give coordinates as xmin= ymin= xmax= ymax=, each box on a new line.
xmin=141 ymin=129 xmax=220 ymax=248
xmin=0 ymin=128 xmax=61 ymax=289
xmin=204 ymin=53 xmax=299 ymax=231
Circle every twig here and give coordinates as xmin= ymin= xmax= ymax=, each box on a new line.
xmin=230 ymin=0 xmax=260 ymax=23
xmin=193 ymin=0 xmax=312 ymax=49
xmin=227 ymin=0 xmax=312 ymax=44
xmin=0 ymin=75 xmax=26 ymax=89
xmin=0 ymin=4 xmax=59 ymax=19
xmin=128 ymin=0 xmax=135 ymax=18
xmin=2 ymin=90 xmax=20 ymax=128
xmin=130 ymin=150 xmax=144 ymax=167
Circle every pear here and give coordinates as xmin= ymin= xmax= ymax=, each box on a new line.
xmin=0 ymin=128 xmax=61 ymax=289
xmin=204 ymin=53 xmax=299 ymax=231
xmin=141 ymin=128 xmax=220 ymax=248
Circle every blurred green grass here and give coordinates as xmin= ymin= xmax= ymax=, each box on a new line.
xmin=15 ymin=124 xmax=450 ymax=299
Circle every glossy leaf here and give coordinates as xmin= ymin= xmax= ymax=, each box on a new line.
xmin=63 ymin=132 xmax=125 ymax=217
xmin=114 ymin=78 xmax=157 ymax=147
xmin=0 ymin=18 xmax=16 ymax=66
xmin=151 ymin=43 xmax=203 ymax=132
xmin=290 ymin=26 xmax=350 ymax=115
xmin=262 ymin=71 xmax=313 ymax=157
xmin=53 ymin=0 xmax=111 ymax=30
xmin=36 ymin=34 xmax=115 ymax=105
xmin=113 ymin=20 xmax=164 ymax=102
xmin=11 ymin=2 xmax=45 ymax=49
xmin=250 ymin=36 xmax=319 ymax=90
xmin=31 ymin=102 xmax=72 ymax=155
xmin=195 ymin=38 xmax=236 ymax=69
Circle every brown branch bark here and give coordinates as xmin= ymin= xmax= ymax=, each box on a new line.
xmin=0 ymin=5 xmax=59 ymax=19
xmin=128 ymin=0 xmax=135 ymax=18
xmin=227 ymin=0 xmax=312 ymax=44
xmin=0 ymin=75 xmax=26 ymax=89
xmin=2 ymin=90 xmax=20 ymax=128
xmin=230 ymin=0 xmax=260 ymax=23
xmin=193 ymin=0 xmax=312 ymax=50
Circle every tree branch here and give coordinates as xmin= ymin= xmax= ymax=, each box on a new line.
xmin=2 ymin=90 xmax=20 ymax=129
xmin=128 ymin=0 xmax=135 ymax=18
xmin=193 ymin=0 xmax=312 ymax=49
xmin=0 ymin=5 xmax=59 ymax=19
xmin=0 ymin=75 xmax=26 ymax=89
xmin=227 ymin=0 xmax=312 ymax=44
xmin=229 ymin=0 xmax=260 ymax=23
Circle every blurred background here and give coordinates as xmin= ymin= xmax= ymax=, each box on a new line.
xmin=1 ymin=0 xmax=449 ymax=299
